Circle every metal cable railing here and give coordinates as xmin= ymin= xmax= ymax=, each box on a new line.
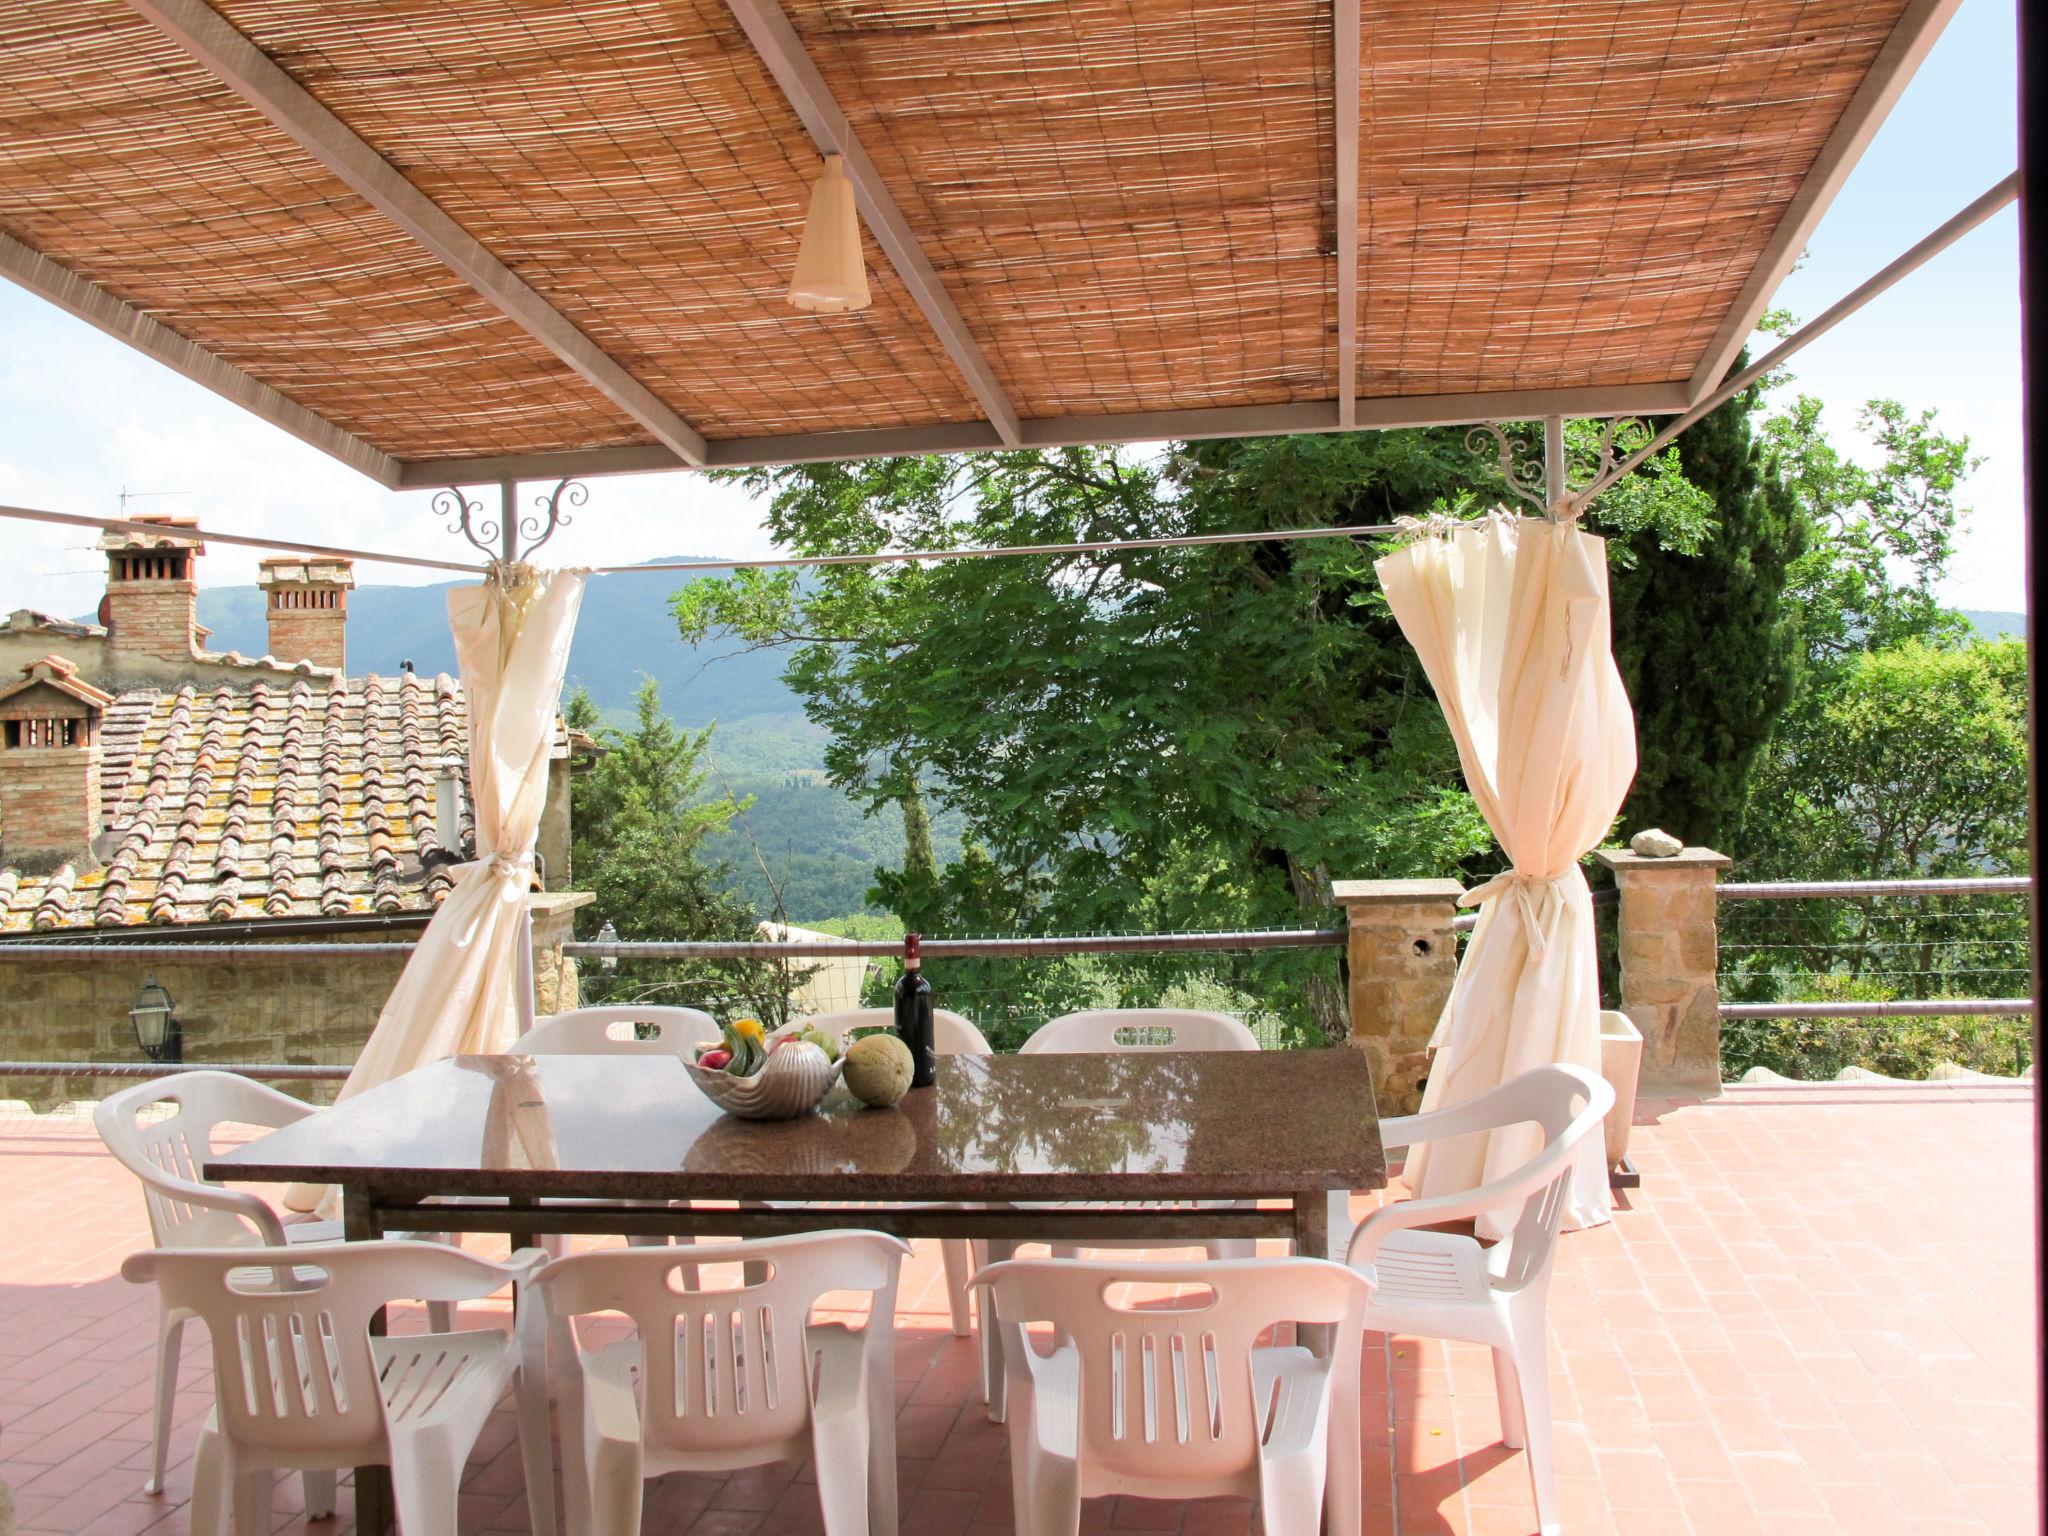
xmin=1712 ymin=874 xmax=2034 ymax=1080
xmin=563 ymin=928 xmax=1345 ymax=962
xmin=0 ymin=1060 xmax=350 ymax=1081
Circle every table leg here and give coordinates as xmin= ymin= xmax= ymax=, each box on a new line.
xmin=1292 ymin=1191 xmax=1361 ymax=1536
xmin=343 ymin=1186 xmax=396 ymax=1536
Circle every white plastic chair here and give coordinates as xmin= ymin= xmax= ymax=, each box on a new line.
xmin=798 ymin=1006 xmax=993 ymax=1057
xmin=780 ymin=1008 xmax=992 ymax=1339
xmin=512 ymin=1007 xmax=723 ymax=1251
xmin=120 ymin=1241 xmax=552 ymax=1536
xmin=1346 ymin=1063 xmax=1615 ymax=1536
xmin=1015 ymin=1008 xmax=1262 ymax=1261
xmin=511 ymin=1005 xmax=721 ymax=1055
xmin=1022 ymin=1008 xmax=1262 ymax=1055
xmin=94 ymin=1071 xmax=452 ymax=1505
xmin=537 ymin=1231 xmax=911 ymax=1536
xmin=972 ymin=1257 xmax=1369 ymax=1536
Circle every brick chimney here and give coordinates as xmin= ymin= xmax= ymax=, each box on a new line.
xmin=100 ymin=516 xmax=204 ymax=665
xmin=0 ymin=655 xmax=112 ymax=872
xmin=258 ymin=557 xmax=354 ymax=672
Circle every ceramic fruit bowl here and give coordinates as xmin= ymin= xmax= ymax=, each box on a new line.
xmin=684 ymin=1039 xmax=842 ymax=1120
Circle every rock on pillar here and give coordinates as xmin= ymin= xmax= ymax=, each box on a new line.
xmin=1593 ymin=847 xmax=1731 ymax=1092
xmin=1332 ymin=878 xmax=1464 ymax=1115
xmin=527 ymin=892 xmax=593 ymax=1018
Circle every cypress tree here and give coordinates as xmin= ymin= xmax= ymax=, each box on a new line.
xmin=1607 ymin=368 xmax=1807 ymax=847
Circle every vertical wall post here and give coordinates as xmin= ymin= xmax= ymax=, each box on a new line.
xmin=1593 ymin=846 xmax=1732 ymax=1092
xmin=1542 ymin=415 xmax=1567 ymax=515
xmin=525 ymin=892 xmax=593 ymax=1022
xmin=1332 ymin=878 xmax=1464 ymax=1115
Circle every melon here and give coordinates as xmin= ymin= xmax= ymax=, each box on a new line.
xmin=842 ymin=1033 xmax=915 ymax=1107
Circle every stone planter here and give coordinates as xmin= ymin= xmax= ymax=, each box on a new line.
xmin=1599 ymin=1009 xmax=1643 ymax=1169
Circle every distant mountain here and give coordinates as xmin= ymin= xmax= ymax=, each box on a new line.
xmin=1962 ymin=610 xmax=2027 ymax=641
xmin=186 ymin=559 xmax=800 ymax=727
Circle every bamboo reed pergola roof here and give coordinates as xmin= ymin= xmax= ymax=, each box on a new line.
xmin=0 ymin=0 xmax=1956 ymax=489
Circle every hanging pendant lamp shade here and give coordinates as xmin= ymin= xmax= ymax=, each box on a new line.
xmin=788 ymin=153 xmax=871 ymax=313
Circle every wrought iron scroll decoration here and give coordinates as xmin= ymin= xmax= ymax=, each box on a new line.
xmin=1465 ymin=419 xmax=1648 ymax=520
xmin=435 ymin=486 xmax=497 ymax=561
xmin=435 ymin=478 xmax=583 ymax=565
xmin=519 ymin=477 xmax=583 ymax=561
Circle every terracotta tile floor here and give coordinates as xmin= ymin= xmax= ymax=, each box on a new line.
xmin=0 ymin=1080 xmax=2036 ymax=1535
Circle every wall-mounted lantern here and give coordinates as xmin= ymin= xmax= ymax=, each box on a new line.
xmin=129 ymin=973 xmax=180 ymax=1064
xmin=596 ymin=919 xmax=620 ymax=973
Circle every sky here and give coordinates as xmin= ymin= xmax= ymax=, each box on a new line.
xmin=0 ymin=0 xmax=2025 ymax=619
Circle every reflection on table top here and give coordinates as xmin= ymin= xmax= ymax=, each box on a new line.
xmin=208 ymin=1049 xmax=1384 ymax=1202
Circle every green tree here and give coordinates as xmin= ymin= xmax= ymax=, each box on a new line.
xmin=565 ymin=679 xmax=782 ymax=1018
xmin=675 ymin=432 xmax=1718 ymax=1040
xmin=1761 ymin=396 xmax=1979 ymax=671
xmin=1741 ymin=639 xmax=2028 ymax=881
xmin=1606 ymin=369 xmax=1806 ymax=847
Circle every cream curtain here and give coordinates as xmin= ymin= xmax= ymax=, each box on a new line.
xmin=1376 ymin=512 xmax=1635 ymax=1238
xmin=287 ymin=566 xmax=584 ymax=1215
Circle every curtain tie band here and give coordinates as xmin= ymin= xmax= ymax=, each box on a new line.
xmin=1460 ymin=868 xmax=1569 ymax=954
xmin=450 ymin=852 xmax=536 ymax=884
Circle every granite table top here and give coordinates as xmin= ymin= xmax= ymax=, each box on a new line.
xmin=208 ymin=1049 xmax=1384 ymax=1203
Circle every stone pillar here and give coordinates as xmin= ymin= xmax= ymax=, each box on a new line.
xmin=527 ymin=891 xmax=594 ymax=1018
xmin=1332 ymin=878 xmax=1463 ymax=1115
xmin=1593 ymin=847 xmax=1731 ymax=1092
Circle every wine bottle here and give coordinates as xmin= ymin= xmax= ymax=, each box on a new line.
xmin=893 ymin=932 xmax=936 ymax=1088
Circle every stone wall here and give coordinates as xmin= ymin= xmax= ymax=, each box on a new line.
xmin=1593 ymin=847 xmax=1730 ymax=1090
xmin=1334 ymin=878 xmax=1463 ymax=1114
xmin=0 ymin=629 xmax=337 ymax=696
xmin=0 ymin=930 xmax=415 ymax=1107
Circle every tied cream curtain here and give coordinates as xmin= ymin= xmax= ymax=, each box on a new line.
xmin=1376 ymin=511 xmax=1635 ymax=1238
xmin=286 ymin=566 xmax=584 ymax=1215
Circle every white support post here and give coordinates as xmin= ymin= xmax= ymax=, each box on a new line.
xmin=1543 ymin=416 xmax=1567 ymax=517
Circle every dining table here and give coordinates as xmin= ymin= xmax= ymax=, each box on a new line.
xmin=208 ymin=1045 xmax=1385 ymax=1536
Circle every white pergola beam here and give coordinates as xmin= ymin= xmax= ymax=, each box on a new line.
xmin=1686 ymin=0 xmax=1963 ymax=399
xmin=0 ymin=231 xmax=403 ymax=489
xmin=121 ymin=0 xmax=711 ymax=469
xmin=393 ymin=380 xmax=1693 ymax=486
xmin=1334 ymin=0 xmax=1361 ymax=429
xmin=723 ymin=0 xmax=1024 ymax=449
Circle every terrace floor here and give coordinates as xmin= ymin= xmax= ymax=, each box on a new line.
xmin=0 ymin=1079 xmax=2035 ymax=1536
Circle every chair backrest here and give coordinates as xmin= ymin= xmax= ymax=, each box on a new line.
xmin=512 ymin=1005 xmax=722 ymax=1055
xmin=1489 ymin=1064 xmax=1614 ymax=1291
xmin=797 ymin=1007 xmax=992 ymax=1056
xmin=976 ymin=1258 xmax=1366 ymax=1483
xmin=94 ymin=1071 xmax=314 ymax=1249
xmin=1022 ymin=1009 xmax=1260 ymax=1055
xmin=121 ymin=1242 xmax=520 ymax=1459
xmin=537 ymin=1231 xmax=909 ymax=1456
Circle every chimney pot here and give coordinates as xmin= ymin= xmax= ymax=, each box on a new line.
xmin=0 ymin=655 xmax=112 ymax=872
xmin=99 ymin=516 xmax=203 ymax=666
xmin=257 ymin=557 xmax=354 ymax=673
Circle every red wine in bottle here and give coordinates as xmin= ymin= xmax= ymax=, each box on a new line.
xmin=893 ymin=932 xmax=936 ymax=1088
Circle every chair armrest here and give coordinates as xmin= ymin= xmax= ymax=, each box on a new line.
xmin=138 ymin=1164 xmax=291 ymax=1246
xmin=1379 ymin=1099 xmax=1535 ymax=1152
xmin=1346 ymin=1136 xmax=1582 ymax=1269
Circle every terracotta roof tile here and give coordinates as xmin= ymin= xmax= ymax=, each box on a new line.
xmin=0 ymin=674 xmax=568 ymax=933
